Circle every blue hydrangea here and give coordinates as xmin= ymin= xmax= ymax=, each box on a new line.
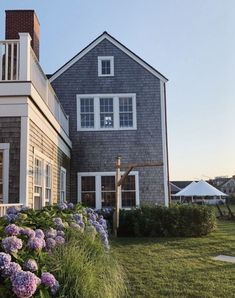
xmin=67 ymin=202 xmax=74 ymax=209
xmin=51 ymin=280 xmax=60 ymax=295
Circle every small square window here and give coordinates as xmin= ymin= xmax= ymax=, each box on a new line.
xmin=98 ymin=56 xmax=114 ymax=77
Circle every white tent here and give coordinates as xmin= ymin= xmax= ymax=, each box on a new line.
xmin=174 ymin=180 xmax=228 ymax=197
xmin=173 ymin=181 xmax=197 ymax=197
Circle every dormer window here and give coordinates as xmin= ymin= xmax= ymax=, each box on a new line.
xmin=98 ymin=56 xmax=114 ymax=77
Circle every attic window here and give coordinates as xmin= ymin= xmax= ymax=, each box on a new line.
xmin=98 ymin=56 xmax=114 ymax=77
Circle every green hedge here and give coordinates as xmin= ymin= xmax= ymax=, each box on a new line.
xmin=118 ymin=205 xmax=217 ymax=237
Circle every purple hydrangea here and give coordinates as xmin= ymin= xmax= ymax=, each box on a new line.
xmin=11 ymin=270 xmax=41 ymax=298
xmin=27 ymin=237 xmax=45 ymax=251
xmin=46 ymin=238 xmax=56 ymax=250
xmin=24 ymin=259 xmax=38 ymax=272
xmin=20 ymin=228 xmax=35 ymax=239
xmin=6 ymin=206 xmax=19 ymax=215
xmin=35 ymin=229 xmax=45 ymax=239
xmin=45 ymin=228 xmax=57 ymax=239
xmin=67 ymin=202 xmax=74 ymax=209
xmin=78 ymin=221 xmax=85 ymax=229
xmin=89 ymin=213 xmax=98 ymax=222
xmin=2 ymin=236 xmax=23 ymax=254
xmin=51 ymin=280 xmax=60 ymax=295
xmin=5 ymin=224 xmax=21 ymax=236
xmin=0 ymin=252 xmax=11 ymax=269
xmin=3 ymin=262 xmax=21 ymax=277
xmin=73 ymin=213 xmax=83 ymax=222
xmin=87 ymin=208 xmax=93 ymax=214
xmin=4 ymin=213 xmax=18 ymax=223
xmin=56 ymin=230 xmax=65 ymax=237
xmin=41 ymin=272 xmax=57 ymax=287
xmin=58 ymin=202 xmax=68 ymax=210
xmin=98 ymin=218 xmax=107 ymax=229
xmin=55 ymin=236 xmax=65 ymax=245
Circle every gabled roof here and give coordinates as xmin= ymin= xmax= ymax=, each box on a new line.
xmin=49 ymin=31 xmax=168 ymax=83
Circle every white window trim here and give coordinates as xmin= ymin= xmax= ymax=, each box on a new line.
xmin=98 ymin=56 xmax=114 ymax=77
xmin=33 ymin=149 xmax=53 ymax=208
xmin=77 ymin=93 xmax=137 ymax=131
xmin=77 ymin=171 xmax=139 ymax=209
xmin=0 ymin=143 xmax=10 ymax=204
xmin=60 ymin=166 xmax=67 ymax=203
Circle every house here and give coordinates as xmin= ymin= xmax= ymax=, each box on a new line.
xmin=50 ymin=30 xmax=169 ymax=208
xmin=0 ymin=9 xmax=169 ymax=211
xmin=0 ymin=10 xmax=71 ymax=210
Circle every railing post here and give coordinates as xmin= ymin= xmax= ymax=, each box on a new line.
xmin=19 ymin=33 xmax=31 ymax=81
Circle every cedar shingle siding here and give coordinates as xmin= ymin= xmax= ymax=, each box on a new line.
xmin=52 ymin=39 xmax=165 ymax=204
xmin=0 ymin=117 xmax=21 ymax=203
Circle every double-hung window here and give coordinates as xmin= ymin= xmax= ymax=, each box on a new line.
xmin=33 ymin=150 xmax=53 ymax=209
xmin=77 ymin=94 xmax=136 ymax=131
xmin=98 ymin=56 xmax=114 ymax=76
xmin=119 ymin=97 xmax=133 ymax=128
xmin=78 ymin=172 xmax=139 ymax=209
xmin=80 ymin=98 xmax=94 ymax=128
xmin=100 ymin=98 xmax=114 ymax=128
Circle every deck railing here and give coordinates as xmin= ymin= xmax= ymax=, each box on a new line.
xmin=0 ymin=40 xmax=20 ymax=81
xmin=0 ymin=203 xmax=23 ymax=217
xmin=0 ymin=33 xmax=69 ymax=135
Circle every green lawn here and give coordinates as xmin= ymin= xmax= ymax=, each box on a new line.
xmin=112 ymin=220 xmax=235 ymax=298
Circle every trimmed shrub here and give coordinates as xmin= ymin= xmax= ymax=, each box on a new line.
xmin=118 ymin=205 xmax=217 ymax=237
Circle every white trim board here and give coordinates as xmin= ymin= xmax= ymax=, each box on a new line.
xmin=49 ymin=32 xmax=168 ymax=83
xmin=160 ymin=81 xmax=169 ymax=207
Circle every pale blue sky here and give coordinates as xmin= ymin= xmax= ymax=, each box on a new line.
xmin=1 ymin=0 xmax=235 ymax=180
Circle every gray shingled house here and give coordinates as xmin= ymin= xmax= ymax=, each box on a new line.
xmin=49 ymin=32 xmax=169 ymax=208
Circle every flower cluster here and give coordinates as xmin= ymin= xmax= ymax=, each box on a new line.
xmin=2 ymin=236 xmax=23 ymax=254
xmin=0 ymin=203 xmax=110 ymax=297
xmin=11 ymin=270 xmax=41 ymax=298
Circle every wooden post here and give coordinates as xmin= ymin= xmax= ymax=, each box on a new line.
xmin=114 ymin=156 xmax=121 ymax=237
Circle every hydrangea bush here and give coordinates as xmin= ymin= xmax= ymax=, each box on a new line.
xmin=0 ymin=202 xmax=109 ymax=297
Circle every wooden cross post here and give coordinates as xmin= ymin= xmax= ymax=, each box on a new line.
xmin=113 ymin=156 xmax=121 ymax=236
xmin=113 ymin=156 xmax=164 ymax=237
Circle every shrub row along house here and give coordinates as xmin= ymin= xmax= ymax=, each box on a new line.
xmin=0 ymin=10 xmax=169 ymax=212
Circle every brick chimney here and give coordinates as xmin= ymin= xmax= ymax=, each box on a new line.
xmin=5 ymin=10 xmax=40 ymax=60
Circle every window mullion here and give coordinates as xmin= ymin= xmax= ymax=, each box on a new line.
xmin=113 ymin=96 xmax=119 ymax=129
xmin=94 ymin=96 xmax=99 ymax=130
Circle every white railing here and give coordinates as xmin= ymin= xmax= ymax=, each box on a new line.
xmin=0 ymin=203 xmax=23 ymax=217
xmin=0 ymin=40 xmax=20 ymax=81
xmin=0 ymin=34 xmax=69 ymax=135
